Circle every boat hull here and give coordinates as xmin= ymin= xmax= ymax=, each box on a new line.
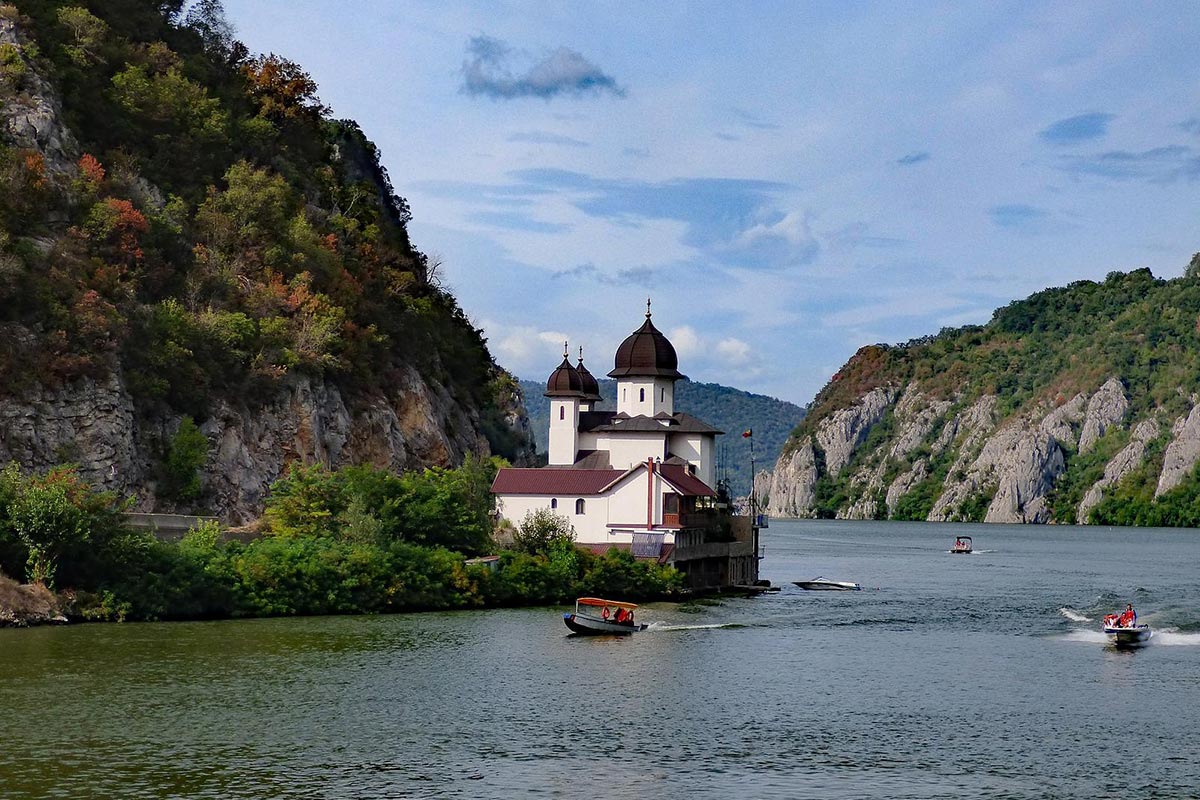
xmin=563 ymin=613 xmax=647 ymax=635
xmin=948 ymin=548 xmax=972 ymax=554
xmin=1104 ymin=624 xmax=1152 ymax=647
xmin=793 ymin=580 xmax=861 ymax=591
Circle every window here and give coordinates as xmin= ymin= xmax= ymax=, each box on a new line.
xmin=661 ymin=388 xmax=665 ymax=402
xmin=575 ymin=498 xmax=585 ymax=515
xmin=551 ymin=498 xmax=557 ymax=509
xmin=663 ymin=493 xmax=680 ymax=514
xmin=639 ymin=388 xmax=645 ymax=402
xmin=623 ymin=388 xmax=627 ymax=402
xmin=559 ymin=405 xmax=565 ymax=420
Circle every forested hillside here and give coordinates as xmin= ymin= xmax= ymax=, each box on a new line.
xmin=759 ymin=263 xmax=1200 ymax=526
xmin=520 ymin=377 xmax=804 ymax=497
xmin=0 ymin=1 xmax=532 ymax=520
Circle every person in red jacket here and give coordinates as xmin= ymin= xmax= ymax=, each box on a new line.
xmin=1118 ymin=604 xmax=1136 ymax=627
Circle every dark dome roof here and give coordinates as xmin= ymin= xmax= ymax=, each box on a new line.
xmin=576 ymin=359 xmax=603 ymax=401
xmin=545 ymin=356 xmax=585 ymax=397
xmin=608 ymin=313 xmax=684 ymax=379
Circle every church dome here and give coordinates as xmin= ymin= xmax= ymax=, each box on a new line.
xmin=545 ymin=349 xmax=585 ymax=398
xmin=576 ymin=356 xmax=603 ymax=401
xmin=608 ymin=304 xmax=684 ymax=379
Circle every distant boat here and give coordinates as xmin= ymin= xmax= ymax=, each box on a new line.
xmin=563 ymin=598 xmax=648 ymax=635
xmin=793 ymin=577 xmax=862 ymax=591
xmin=949 ymin=536 xmax=973 ymax=554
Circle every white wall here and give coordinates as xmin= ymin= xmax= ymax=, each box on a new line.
xmin=668 ymin=433 xmax=717 ymax=487
xmin=615 ymin=378 xmax=675 ymax=416
xmin=598 ymin=432 xmax=667 ymax=471
xmin=495 ymin=467 xmax=685 ymax=547
xmin=547 ymin=398 xmax=580 ymax=465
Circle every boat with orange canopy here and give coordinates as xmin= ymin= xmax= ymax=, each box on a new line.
xmin=563 ymin=598 xmax=648 ymax=635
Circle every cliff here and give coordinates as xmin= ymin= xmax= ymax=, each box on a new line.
xmin=0 ymin=2 xmax=533 ymax=521
xmin=758 ymin=266 xmax=1200 ymax=525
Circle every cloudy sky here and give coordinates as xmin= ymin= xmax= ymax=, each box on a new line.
xmin=223 ymin=1 xmax=1200 ymax=405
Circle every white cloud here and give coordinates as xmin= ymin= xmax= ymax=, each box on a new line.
xmin=668 ymin=325 xmax=702 ymax=359
xmin=716 ymin=337 xmax=752 ymax=366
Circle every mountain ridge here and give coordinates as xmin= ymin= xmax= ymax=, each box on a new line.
xmin=758 ymin=263 xmax=1200 ymax=526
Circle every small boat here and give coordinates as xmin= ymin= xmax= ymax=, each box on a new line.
xmin=793 ymin=577 xmax=862 ymax=591
xmin=563 ymin=598 xmax=648 ymax=635
xmin=1103 ymin=612 xmax=1152 ymax=647
xmin=949 ymin=536 xmax=973 ymax=554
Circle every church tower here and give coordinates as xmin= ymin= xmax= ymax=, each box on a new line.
xmin=545 ymin=342 xmax=585 ymax=465
xmin=608 ymin=300 xmax=684 ymax=418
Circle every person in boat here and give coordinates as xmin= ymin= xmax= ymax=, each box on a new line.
xmin=1103 ymin=614 xmax=1119 ymax=628
xmin=1118 ymin=604 xmax=1136 ymax=627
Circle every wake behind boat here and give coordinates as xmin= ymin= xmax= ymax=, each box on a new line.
xmin=793 ymin=577 xmax=862 ymax=591
xmin=563 ymin=598 xmax=648 ymax=635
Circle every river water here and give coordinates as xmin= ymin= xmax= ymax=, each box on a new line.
xmin=2 ymin=519 xmax=1199 ymax=799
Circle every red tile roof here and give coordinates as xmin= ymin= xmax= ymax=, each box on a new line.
xmin=657 ymin=464 xmax=717 ymax=497
xmin=492 ymin=468 xmax=625 ymax=495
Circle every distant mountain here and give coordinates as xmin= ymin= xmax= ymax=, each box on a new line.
xmin=519 ymin=378 xmax=804 ymax=497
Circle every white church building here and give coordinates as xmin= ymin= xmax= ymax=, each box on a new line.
xmin=492 ymin=304 xmax=727 ymax=561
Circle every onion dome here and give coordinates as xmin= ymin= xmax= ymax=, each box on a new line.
xmin=607 ymin=299 xmax=684 ymax=379
xmin=545 ymin=341 xmax=585 ymax=398
xmin=576 ymin=347 xmax=603 ymax=401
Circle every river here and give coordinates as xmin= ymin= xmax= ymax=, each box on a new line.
xmin=2 ymin=519 xmax=1198 ymax=799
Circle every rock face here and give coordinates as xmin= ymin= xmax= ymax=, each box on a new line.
xmin=1077 ymin=418 xmax=1159 ymax=523
xmin=0 ymin=15 xmax=78 ymax=173
xmin=815 ymin=386 xmax=896 ymax=476
xmin=759 ymin=375 xmax=1165 ymax=525
xmin=1155 ymin=403 xmax=1200 ymax=497
xmin=759 ymin=438 xmax=817 ymax=518
xmin=0 ymin=366 xmax=508 ymax=524
xmin=1078 ymin=378 xmax=1128 ymax=454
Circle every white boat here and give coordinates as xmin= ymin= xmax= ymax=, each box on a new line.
xmin=1102 ymin=617 xmax=1152 ymax=647
xmin=563 ymin=598 xmax=648 ymax=635
xmin=793 ymin=577 xmax=862 ymax=591
xmin=949 ymin=536 xmax=973 ymax=554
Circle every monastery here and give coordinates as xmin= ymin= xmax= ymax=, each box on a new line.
xmin=491 ymin=303 xmax=760 ymax=589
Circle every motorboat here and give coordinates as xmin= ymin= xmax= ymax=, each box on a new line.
xmin=1103 ymin=612 xmax=1152 ymax=647
xmin=949 ymin=536 xmax=973 ymax=554
xmin=793 ymin=577 xmax=862 ymax=591
xmin=563 ymin=597 xmax=648 ymax=635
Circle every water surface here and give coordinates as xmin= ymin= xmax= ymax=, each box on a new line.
xmin=2 ymin=520 xmax=1198 ymax=799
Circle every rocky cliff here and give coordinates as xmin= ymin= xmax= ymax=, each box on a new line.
xmin=759 ymin=268 xmax=1200 ymax=525
xmin=0 ymin=3 xmax=533 ymax=521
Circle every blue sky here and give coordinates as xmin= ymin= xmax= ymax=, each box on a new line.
xmin=222 ymin=1 xmax=1200 ymax=405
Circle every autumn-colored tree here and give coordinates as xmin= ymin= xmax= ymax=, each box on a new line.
xmin=84 ymin=197 xmax=149 ymax=266
xmin=241 ymin=54 xmax=328 ymax=122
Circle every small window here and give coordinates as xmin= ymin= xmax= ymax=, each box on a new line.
xmin=661 ymin=388 xmax=665 ymax=402
xmin=559 ymin=405 xmax=565 ymax=420
xmin=639 ymin=388 xmax=645 ymax=402
xmin=575 ymin=498 xmax=585 ymax=515
xmin=623 ymin=388 xmax=627 ymax=402
xmin=551 ymin=498 xmax=557 ymax=509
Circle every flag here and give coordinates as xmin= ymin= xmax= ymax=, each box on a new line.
xmin=742 ymin=429 xmax=752 ymax=438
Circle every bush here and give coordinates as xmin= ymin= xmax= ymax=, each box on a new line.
xmin=161 ymin=416 xmax=208 ymax=502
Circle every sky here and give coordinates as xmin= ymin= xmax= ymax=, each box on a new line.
xmin=221 ymin=1 xmax=1200 ymax=406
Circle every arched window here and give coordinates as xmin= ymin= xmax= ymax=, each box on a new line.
xmin=559 ymin=405 xmax=565 ymax=420
xmin=639 ymin=388 xmax=645 ymax=402
xmin=575 ymin=498 xmax=585 ymax=515
xmin=622 ymin=388 xmax=627 ymax=402
xmin=551 ymin=498 xmax=557 ymax=509
xmin=660 ymin=388 xmax=665 ymax=402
